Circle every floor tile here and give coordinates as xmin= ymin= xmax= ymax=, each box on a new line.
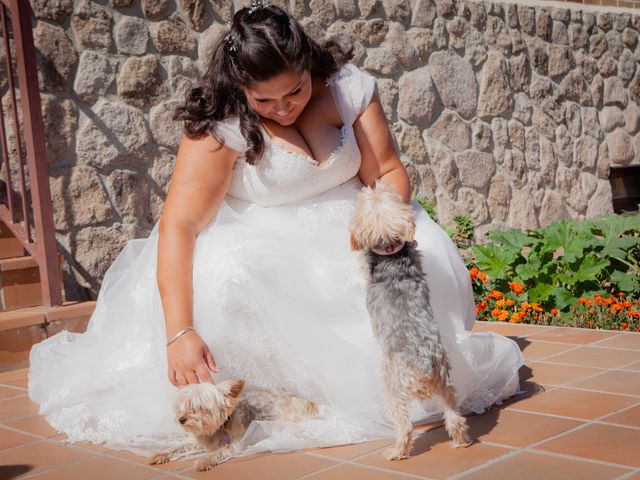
xmin=182 ymin=452 xmax=336 ymax=479
xmin=472 ymin=322 xmax=553 ymax=337
xmin=52 ymin=435 xmax=112 ymax=454
xmin=110 ymin=449 xmax=194 ymax=472
xmin=25 ymin=455 xmax=158 ymax=480
xmin=0 ymin=440 xmax=94 ymax=476
xmin=601 ymin=404 xmax=640 ymax=428
xmin=543 ymin=347 xmax=640 ymax=369
xmin=519 ymin=341 xmax=578 ymax=361
xmin=569 ymin=370 xmax=640 ymax=396
xmin=525 ymin=362 xmax=603 ymax=386
xmin=530 ymin=329 xmax=618 ymax=345
xmin=308 ymin=438 xmax=392 ymax=460
xmin=536 ymin=423 xmax=640 ymax=467
xmin=596 ymin=333 xmax=640 ymax=350
xmin=0 ymin=386 xmax=25 ymax=400
xmin=455 ymin=408 xmax=582 ymax=448
xmin=6 ymin=415 xmax=59 ymax=438
xmin=458 ymin=451 xmax=629 ymax=480
xmin=0 ymin=426 xmax=37 ymax=450
xmin=0 ymin=395 xmax=39 ymax=422
xmin=306 ymin=463 xmax=415 ymax=479
xmin=0 ymin=368 xmax=29 ymax=384
xmin=505 ymin=388 xmax=637 ymax=420
xmin=623 ymin=361 xmax=640 ymax=371
xmin=357 ymin=429 xmax=510 ymax=480
xmin=5 ymin=378 xmax=29 ymax=389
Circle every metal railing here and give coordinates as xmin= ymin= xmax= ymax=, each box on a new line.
xmin=0 ymin=0 xmax=62 ymax=307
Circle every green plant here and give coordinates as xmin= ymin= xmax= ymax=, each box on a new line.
xmin=414 ymin=195 xmax=437 ymax=221
xmin=467 ymin=214 xmax=640 ymax=313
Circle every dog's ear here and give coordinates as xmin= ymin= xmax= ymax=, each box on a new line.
xmin=228 ymin=379 xmax=245 ymax=399
xmin=350 ymin=233 xmax=362 ymax=251
xmin=406 ymin=221 xmax=416 ymax=242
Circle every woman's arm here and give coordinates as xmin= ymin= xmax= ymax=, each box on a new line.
xmin=353 ymin=90 xmax=411 ymax=203
xmin=158 ymin=132 xmax=239 ymax=387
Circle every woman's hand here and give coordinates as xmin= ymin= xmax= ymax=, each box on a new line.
xmin=167 ymin=330 xmax=218 ymax=386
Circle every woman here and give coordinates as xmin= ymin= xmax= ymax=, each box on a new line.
xmin=29 ymin=2 xmax=523 ymax=457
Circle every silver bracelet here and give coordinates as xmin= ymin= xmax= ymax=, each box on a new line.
xmin=166 ymin=326 xmax=195 ymax=347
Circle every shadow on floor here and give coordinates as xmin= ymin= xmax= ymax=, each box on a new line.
xmin=0 ymin=465 xmax=32 ymax=479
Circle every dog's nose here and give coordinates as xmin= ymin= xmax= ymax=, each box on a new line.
xmin=179 ymin=416 xmax=187 ymax=425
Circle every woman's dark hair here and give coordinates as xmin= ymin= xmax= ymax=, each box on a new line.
xmin=174 ymin=3 xmax=353 ymax=165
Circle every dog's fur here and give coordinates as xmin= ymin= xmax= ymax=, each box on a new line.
xmin=149 ymin=379 xmax=320 ymax=471
xmin=349 ymin=181 xmax=471 ymax=460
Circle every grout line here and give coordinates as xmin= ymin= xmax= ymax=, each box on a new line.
xmin=297 ymin=447 xmax=436 ymax=480
xmin=614 ymin=468 xmax=640 ymax=480
xmin=447 ymin=357 xmax=640 ymax=479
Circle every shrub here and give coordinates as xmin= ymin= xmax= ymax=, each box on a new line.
xmin=468 ymin=214 xmax=640 ymax=312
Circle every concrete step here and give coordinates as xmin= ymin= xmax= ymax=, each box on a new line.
xmin=0 ymin=301 xmax=96 ymax=373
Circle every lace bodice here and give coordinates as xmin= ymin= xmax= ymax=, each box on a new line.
xmin=209 ymin=64 xmax=376 ymax=207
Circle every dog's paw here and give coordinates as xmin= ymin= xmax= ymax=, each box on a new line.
xmin=383 ymin=447 xmax=409 ymax=461
xmin=195 ymin=459 xmax=216 ymax=472
xmin=451 ymin=437 xmax=473 ymax=449
xmin=149 ymin=453 xmax=170 ymax=465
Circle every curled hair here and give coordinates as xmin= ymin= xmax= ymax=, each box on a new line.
xmin=174 ymin=3 xmax=352 ymax=165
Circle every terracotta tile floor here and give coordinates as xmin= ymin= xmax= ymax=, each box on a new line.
xmin=0 ymin=322 xmax=639 ymax=479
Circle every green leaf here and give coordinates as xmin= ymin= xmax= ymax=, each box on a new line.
xmin=610 ymin=270 xmax=640 ymax=293
xmin=472 ymin=243 xmax=517 ymax=280
xmin=488 ymin=228 xmax=534 ymax=254
xmin=527 ymin=283 xmax=555 ymax=302
xmin=515 ymin=254 xmax=542 ymax=281
xmin=553 ymin=288 xmax=577 ymax=311
xmin=572 ymin=253 xmax=610 ymax=283
xmin=541 ymin=221 xmax=592 ymax=263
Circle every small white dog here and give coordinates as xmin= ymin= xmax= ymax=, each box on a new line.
xmin=349 ymin=181 xmax=471 ymax=460
xmin=149 ymin=379 xmax=320 ymax=471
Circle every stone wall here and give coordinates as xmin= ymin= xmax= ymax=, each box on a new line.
xmin=21 ymin=0 xmax=640 ymax=299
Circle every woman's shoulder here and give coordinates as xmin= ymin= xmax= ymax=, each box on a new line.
xmin=326 ymin=63 xmax=377 ymax=126
xmin=209 ymin=116 xmax=248 ymax=153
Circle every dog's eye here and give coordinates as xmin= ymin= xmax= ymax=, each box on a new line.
xmin=179 ymin=416 xmax=188 ymax=424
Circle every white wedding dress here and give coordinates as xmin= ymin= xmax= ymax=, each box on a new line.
xmin=28 ymin=64 xmax=524 ymax=457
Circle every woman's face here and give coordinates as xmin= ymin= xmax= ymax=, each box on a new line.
xmin=243 ymin=69 xmax=312 ymax=126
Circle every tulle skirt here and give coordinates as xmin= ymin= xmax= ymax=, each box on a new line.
xmin=28 ymin=176 xmax=524 ymax=457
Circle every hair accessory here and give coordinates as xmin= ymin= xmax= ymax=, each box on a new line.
xmin=249 ymin=0 xmax=271 ymax=14
xmin=224 ymin=31 xmax=237 ymax=53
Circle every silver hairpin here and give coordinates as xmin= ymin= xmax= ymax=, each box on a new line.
xmin=225 ymin=32 xmax=237 ymax=53
xmin=248 ymin=0 xmax=271 ymax=14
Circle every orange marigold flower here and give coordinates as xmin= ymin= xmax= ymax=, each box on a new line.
xmin=532 ymin=315 xmax=538 ymax=321
xmin=510 ymin=313 xmax=520 ymax=321
xmin=469 ymin=267 xmax=479 ymax=279
xmin=578 ymin=298 xmax=587 ymax=304
xmin=618 ymin=292 xmax=626 ymax=297
xmin=489 ymin=290 xmax=503 ymax=300
xmin=551 ymin=308 xmax=559 ymax=315
xmin=605 ymin=297 xmax=615 ymax=305
xmin=587 ymin=321 xmax=593 ymax=327
xmin=509 ymin=281 xmax=525 ymax=294
xmin=623 ymin=301 xmax=633 ymax=308
xmin=517 ymin=311 xmax=527 ymax=319
xmin=586 ymin=299 xmax=594 ymax=306
xmin=621 ymin=322 xmax=629 ymax=328
xmin=478 ymin=272 xmax=488 ymax=282
xmin=496 ymin=299 xmax=506 ymax=307
xmin=508 ymin=318 xmax=518 ymax=324
xmin=588 ymin=309 xmax=596 ymax=314
xmin=629 ymin=310 xmax=639 ymax=318
xmin=491 ymin=308 xmax=502 ymax=317
xmin=505 ymin=299 xmax=515 ymax=307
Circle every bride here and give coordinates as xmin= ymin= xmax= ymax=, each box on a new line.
xmin=28 ymin=1 xmax=523 ymax=457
